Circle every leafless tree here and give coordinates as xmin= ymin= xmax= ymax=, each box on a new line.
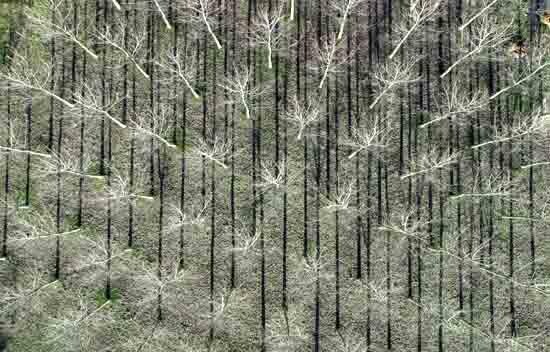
xmin=490 ymin=47 xmax=550 ymax=100
xmin=11 ymin=210 xmax=81 ymax=247
xmin=389 ymin=0 xmax=441 ymax=60
xmin=71 ymin=83 xmax=127 ymax=128
xmin=96 ymin=20 xmax=150 ymax=79
xmin=190 ymin=136 xmax=232 ymax=169
xmin=450 ymin=171 xmax=514 ymax=200
xmin=219 ymin=66 xmax=263 ymax=120
xmin=131 ymin=104 xmax=177 ymax=149
xmin=400 ymin=148 xmax=459 ymax=180
xmin=35 ymin=151 xmax=105 ymax=181
xmin=97 ymin=168 xmax=154 ymax=205
xmin=471 ymin=109 xmax=550 ymax=150
xmin=182 ymin=0 xmax=223 ymax=50
xmin=266 ymin=306 xmax=309 ymax=351
xmin=156 ymin=47 xmax=201 ymax=99
xmin=27 ymin=0 xmax=98 ymax=60
xmin=369 ymin=56 xmax=419 ymax=109
xmin=132 ymin=260 xmax=195 ymax=316
xmin=0 ymin=114 xmax=51 ymax=159
xmin=0 ymin=268 xmax=60 ymax=315
xmin=343 ymin=114 xmax=391 ymax=159
xmin=420 ymin=81 xmax=488 ymax=128
xmin=44 ymin=293 xmax=114 ymax=351
xmin=251 ymin=5 xmax=287 ymax=69
xmin=314 ymin=32 xmax=350 ymax=89
xmin=286 ymin=95 xmax=321 ymax=140
xmin=330 ymin=0 xmax=365 ymax=41
xmin=166 ymin=201 xmax=209 ymax=233
xmin=0 ymin=51 xmax=73 ymax=108
xmin=378 ymin=209 xmax=430 ymax=244
xmin=441 ymin=14 xmax=513 ymax=78
xmin=458 ymin=0 xmax=501 ymax=31
xmin=321 ymin=178 xmax=355 ymax=212
xmin=256 ymin=158 xmax=286 ymax=190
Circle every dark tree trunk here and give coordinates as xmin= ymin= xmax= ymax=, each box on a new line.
xmin=78 ymin=1 xmax=89 ymax=228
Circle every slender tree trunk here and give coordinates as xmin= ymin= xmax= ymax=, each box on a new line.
xmin=2 ymin=28 xmax=12 ymax=258
xmin=230 ymin=0 xmax=237 ymax=288
xmin=128 ymin=2 xmax=137 ymax=247
xmin=487 ymin=48 xmax=496 ymax=352
xmin=302 ymin=0 xmax=309 ymax=260
xmin=178 ymin=19 xmax=188 ymax=270
xmin=24 ymin=98 xmax=32 ymax=208
xmin=78 ymin=1 xmax=89 ymax=228
xmin=157 ymin=146 xmax=166 ymax=322
xmin=258 ymin=42 xmax=266 ymax=352
xmin=48 ymin=6 xmax=57 ymax=151
xmin=148 ymin=2 xmax=156 ymax=196
xmin=282 ymin=0 xmax=289 ymax=328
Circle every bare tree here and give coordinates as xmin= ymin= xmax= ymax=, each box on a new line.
xmin=0 ymin=115 xmax=51 ymax=159
xmin=71 ymin=83 xmax=127 ymax=128
xmin=450 ymin=171 xmax=514 ymax=200
xmin=11 ymin=209 xmax=81 ymax=247
xmin=256 ymin=158 xmax=286 ymax=190
xmin=330 ymin=0 xmax=365 ymax=41
xmin=132 ymin=260 xmax=195 ymax=317
xmin=131 ymin=104 xmax=177 ymax=149
xmin=322 ymin=178 xmax=355 ymax=212
xmin=251 ymin=6 xmax=287 ymax=70
xmin=400 ymin=148 xmax=459 ymax=180
xmin=190 ymin=136 xmax=232 ymax=169
xmin=369 ymin=57 xmax=419 ymax=109
xmin=343 ymin=114 xmax=391 ymax=159
xmin=420 ymin=81 xmax=488 ymax=128
xmin=266 ymin=307 xmax=309 ymax=351
xmin=27 ymin=0 xmax=98 ymax=60
xmin=489 ymin=48 xmax=550 ymax=101
xmin=182 ymin=0 xmax=223 ymax=50
xmin=389 ymin=0 xmax=441 ymax=60
xmin=458 ymin=0 xmax=501 ymax=31
xmin=472 ymin=110 xmax=550 ymax=150
xmin=155 ymin=47 xmax=201 ymax=99
xmin=219 ymin=66 xmax=263 ymax=120
xmin=378 ymin=210 xmax=430 ymax=244
xmin=441 ymin=15 xmax=513 ymax=78
xmin=286 ymin=95 xmax=322 ymax=140
xmin=44 ymin=293 xmax=113 ymax=351
xmin=0 ymin=52 xmax=73 ymax=108
xmin=314 ymin=32 xmax=350 ymax=89
xmin=96 ymin=20 xmax=149 ymax=79
xmin=97 ymin=169 xmax=154 ymax=205
xmin=165 ymin=201 xmax=209 ymax=234
xmin=35 ymin=151 xmax=106 ymax=181
xmin=0 ymin=268 xmax=60 ymax=315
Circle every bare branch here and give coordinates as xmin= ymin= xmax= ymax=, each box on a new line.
xmin=441 ymin=16 xmax=512 ymax=78
xmin=420 ymin=81 xmax=488 ymax=128
xmin=286 ymin=95 xmax=321 ymax=140
xmin=490 ymin=62 xmax=550 ymax=101
xmin=458 ymin=0 xmax=500 ymax=31
xmin=401 ymin=149 xmax=459 ymax=179
xmin=153 ymin=0 xmax=172 ymax=30
xmin=370 ymin=57 xmax=419 ymax=109
xmin=389 ymin=0 xmax=441 ymax=60
xmin=330 ymin=0 xmax=365 ymax=41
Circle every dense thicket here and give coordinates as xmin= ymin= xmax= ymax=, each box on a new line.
xmin=1 ymin=0 xmax=550 ymax=351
